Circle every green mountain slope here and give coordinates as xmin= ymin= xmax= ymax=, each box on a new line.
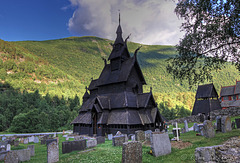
xmin=0 ymin=39 xmax=86 ymax=98
xmin=14 ymin=36 xmax=240 ymax=110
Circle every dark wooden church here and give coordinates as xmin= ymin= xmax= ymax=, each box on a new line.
xmin=72 ymin=17 xmax=163 ymax=136
xmin=192 ymin=83 xmax=221 ymax=117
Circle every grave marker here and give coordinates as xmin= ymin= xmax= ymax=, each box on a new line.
xmin=47 ymin=141 xmax=59 ymax=163
xmin=34 ymin=137 xmax=39 ymax=143
xmin=112 ymin=135 xmax=126 ymax=146
xmin=4 ymin=151 xmax=18 ymax=163
xmin=221 ymin=116 xmax=232 ymax=133
xmin=172 ymin=122 xmax=181 ymax=141
xmin=122 ymin=141 xmax=142 ymax=163
xmin=184 ymin=120 xmax=189 ymax=132
xmin=87 ymin=139 xmax=97 ymax=148
xmin=135 ymin=130 xmax=145 ymax=141
xmin=6 ymin=144 xmax=10 ymax=151
xmin=202 ymin=120 xmax=215 ymax=138
xmin=27 ymin=145 xmax=35 ymax=156
xmin=235 ymin=118 xmax=240 ymax=128
xmin=108 ymin=134 xmax=113 ymax=140
xmin=150 ymin=132 xmax=171 ymax=157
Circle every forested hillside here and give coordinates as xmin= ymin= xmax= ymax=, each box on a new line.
xmin=1 ymin=37 xmax=240 ymax=132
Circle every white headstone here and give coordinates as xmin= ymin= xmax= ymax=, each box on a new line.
xmin=34 ymin=137 xmax=39 ymax=143
xmin=131 ymin=135 xmax=135 ymax=141
xmin=66 ymin=137 xmax=69 ymax=141
xmin=108 ymin=134 xmax=113 ymax=140
xmin=6 ymin=144 xmax=11 ymax=151
xmin=28 ymin=136 xmax=34 ymax=143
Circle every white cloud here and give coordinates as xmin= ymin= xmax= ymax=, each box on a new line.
xmin=67 ymin=0 xmax=184 ymax=45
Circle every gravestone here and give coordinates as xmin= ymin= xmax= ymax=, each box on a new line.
xmin=122 ymin=141 xmax=142 ymax=163
xmin=27 ymin=145 xmax=35 ymax=156
xmin=96 ymin=136 xmax=105 ymax=144
xmin=41 ymin=139 xmax=47 ymax=145
xmin=28 ymin=136 xmax=34 ymax=143
xmin=195 ymin=145 xmax=223 ymax=162
xmin=47 ymin=141 xmax=59 ymax=163
xmin=87 ymin=139 xmax=97 ymax=148
xmin=19 ymin=138 xmax=24 ymax=144
xmin=231 ymin=121 xmax=236 ymax=129
xmin=23 ymin=138 xmax=29 ymax=144
xmin=193 ymin=123 xmax=199 ymax=132
xmin=184 ymin=120 xmax=189 ymax=132
xmin=216 ymin=116 xmax=222 ymax=132
xmin=6 ymin=144 xmax=10 ymax=151
xmin=199 ymin=113 xmax=205 ymax=123
xmin=66 ymin=137 xmax=69 ymax=141
xmin=53 ymin=133 xmax=56 ymax=138
xmin=235 ymin=118 xmax=240 ymax=128
xmin=46 ymin=139 xmax=57 ymax=146
xmin=14 ymin=149 xmax=31 ymax=162
xmin=144 ymin=130 xmax=152 ymax=142
xmin=155 ymin=129 xmax=160 ymax=132
xmin=112 ymin=135 xmax=126 ymax=146
xmin=4 ymin=151 xmax=18 ymax=163
xmin=124 ymin=134 xmax=128 ymax=142
xmin=108 ymin=134 xmax=113 ymax=140
xmin=131 ymin=135 xmax=135 ymax=141
xmin=34 ymin=137 xmax=39 ymax=143
xmin=74 ymin=136 xmax=82 ymax=141
xmin=135 ymin=130 xmax=145 ymax=141
xmin=202 ymin=120 xmax=215 ymax=138
xmin=150 ymin=132 xmax=171 ymax=157
xmin=14 ymin=140 xmax=19 ymax=147
xmin=115 ymin=131 xmax=122 ymax=136
xmin=62 ymin=140 xmax=86 ymax=154
xmin=2 ymin=137 xmax=6 ymax=141
xmin=221 ymin=116 xmax=232 ymax=133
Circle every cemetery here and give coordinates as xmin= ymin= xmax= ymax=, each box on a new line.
xmin=0 ymin=115 xmax=239 ymax=162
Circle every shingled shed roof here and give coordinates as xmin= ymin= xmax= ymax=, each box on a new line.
xmin=192 ymin=99 xmax=221 ymax=115
xmin=220 ymin=85 xmax=235 ymax=96
xmin=96 ymin=56 xmax=146 ymax=87
xmin=71 ymin=112 xmax=92 ymax=124
xmin=195 ymin=83 xmax=219 ymax=99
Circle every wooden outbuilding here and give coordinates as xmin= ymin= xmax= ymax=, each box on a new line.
xmin=192 ymin=83 xmax=221 ymax=116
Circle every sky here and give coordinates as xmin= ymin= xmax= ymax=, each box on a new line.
xmin=0 ymin=0 xmax=183 ymax=45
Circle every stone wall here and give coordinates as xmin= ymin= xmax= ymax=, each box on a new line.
xmin=169 ymin=107 xmax=240 ymax=124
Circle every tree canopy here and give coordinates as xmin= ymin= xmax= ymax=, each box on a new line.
xmin=167 ymin=0 xmax=240 ymax=85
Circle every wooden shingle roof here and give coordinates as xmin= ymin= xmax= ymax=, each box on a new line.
xmin=195 ymin=83 xmax=218 ymax=99
xmin=220 ymin=85 xmax=235 ymax=96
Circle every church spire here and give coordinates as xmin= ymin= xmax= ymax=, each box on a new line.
xmin=114 ymin=12 xmax=124 ymax=45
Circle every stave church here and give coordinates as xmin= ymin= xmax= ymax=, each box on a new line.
xmin=71 ymin=15 xmax=164 ymax=136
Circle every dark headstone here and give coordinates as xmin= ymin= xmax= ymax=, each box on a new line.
xmin=122 ymin=141 xmax=142 ymax=163
xmin=202 ymin=120 xmax=215 ymax=138
xmin=216 ymin=116 xmax=221 ymax=131
xmin=112 ymin=135 xmax=126 ymax=146
xmin=62 ymin=140 xmax=86 ymax=154
xmin=46 ymin=139 xmax=57 ymax=146
xmin=96 ymin=136 xmax=105 ymax=144
xmin=221 ymin=116 xmax=232 ymax=133
xmin=41 ymin=139 xmax=47 ymax=145
xmin=199 ymin=114 xmax=205 ymax=123
xmin=135 ymin=130 xmax=145 ymax=141
xmin=47 ymin=141 xmax=59 ymax=163
xmin=231 ymin=121 xmax=236 ymax=129
xmin=14 ymin=140 xmax=19 ymax=147
xmin=235 ymin=118 xmax=240 ymax=129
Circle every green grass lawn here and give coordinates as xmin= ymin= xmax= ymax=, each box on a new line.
xmin=1 ymin=116 xmax=240 ymax=163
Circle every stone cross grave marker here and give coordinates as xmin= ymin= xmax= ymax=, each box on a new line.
xmin=172 ymin=122 xmax=181 ymax=141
